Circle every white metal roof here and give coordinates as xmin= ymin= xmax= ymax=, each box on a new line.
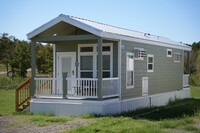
xmin=27 ymin=14 xmax=191 ymax=51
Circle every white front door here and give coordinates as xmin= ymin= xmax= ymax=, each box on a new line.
xmin=57 ymin=52 xmax=76 ymax=94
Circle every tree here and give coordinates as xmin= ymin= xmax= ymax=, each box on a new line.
xmin=0 ymin=33 xmax=16 ymax=76
xmin=10 ymin=41 xmax=31 ymax=78
xmin=36 ymin=43 xmax=53 ymax=74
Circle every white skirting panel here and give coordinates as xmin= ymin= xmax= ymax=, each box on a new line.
xmin=30 ymin=88 xmax=190 ymax=116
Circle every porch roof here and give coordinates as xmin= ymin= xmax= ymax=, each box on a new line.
xmin=27 ymin=14 xmax=191 ymax=51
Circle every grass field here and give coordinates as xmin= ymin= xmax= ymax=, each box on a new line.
xmin=0 ymin=89 xmax=15 ymax=116
xmin=0 ymin=86 xmax=200 ymax=133
xmin=191 ymin=86 xmax=200 ymax=99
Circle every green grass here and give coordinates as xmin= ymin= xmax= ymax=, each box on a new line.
xmin=12 ymin=113 xmax=74 ymax=127
xmin=0 ymin=86 xmax=200 ymax=132
xmin=191 ymin=86 xmax=200 ymax=99
xmin=0 ymin=76 xmax=27 ymax=89
xmin=66 ymin=86 xmax=200 ymax=133
xmin=0 ymin=89 xmax=15 ymax=115
xmin=66 ymin=99 xmax=200 ymax=133
xmin=67 ymin=117 xmax=163 ymax=133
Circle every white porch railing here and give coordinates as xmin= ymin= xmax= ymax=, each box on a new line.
xmin=102 ymin=78 xmax=119 ymax=98
xmin=34 ymin=77 xmax=63 ymax=97
xmin=34 ymin=77 xmax=119 ymax=99
xmin=66 ymin=78 xmax=98 ymax=98
xmin=183 ymin=74 xmax=189 ymax=88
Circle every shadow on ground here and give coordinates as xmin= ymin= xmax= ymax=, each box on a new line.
xmin=115 ymin=98 xmax=200 ymax=120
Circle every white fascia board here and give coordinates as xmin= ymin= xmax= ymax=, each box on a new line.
xmin=100 ymin=32 xmax=192 ymax=51
xmin=27 ymin=15 xmax=102 ymax=40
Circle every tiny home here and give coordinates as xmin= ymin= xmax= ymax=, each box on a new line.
xmin=27 ymin=14 xmax=191 ymax=116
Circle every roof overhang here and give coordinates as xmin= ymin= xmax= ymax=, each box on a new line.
xmin=27 ymin=14 xmax=191 ymax=51
xmin=27 ymin=14 xmax=102 ymax=40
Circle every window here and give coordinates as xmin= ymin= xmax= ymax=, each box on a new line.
xmin=80 ymin=47 xmax=93 ymax=52
xmin=97 ymin=55 xmax=111 ymax=78
xmin=126 ymin=53 xmax=134 ymax=88
xmin=167 ymin=49 xmax=172 ymax=57
xmin=147 ymin=54 xmax=154 ymax=72
xmin=78 ymin=43 xmax=113 ymax=78
xmin=80 ymin=56 xmax=93 ymax=78
xmin=97 ymin=46 xmax=111 ymax=52
xmin=174 ymin=52 xmax=181 ymax=62
xmin=134 ymin=48 xmax=147 ymax=60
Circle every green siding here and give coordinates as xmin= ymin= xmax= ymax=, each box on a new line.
xmin=121 ymin=40 xmax=184 ymax=100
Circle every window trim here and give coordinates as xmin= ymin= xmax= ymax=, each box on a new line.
xmin=174 ymin=52 xmax=181 ymax=63
xmin=147 ymin=54 xmax=154 ymax=72
xmin=126 ymin=52 xmax=134 ymax=89
xmin=78 ymin=43 xmax=113 ymax=78
xmin=167 ymin=48 xmax=172 ymax=57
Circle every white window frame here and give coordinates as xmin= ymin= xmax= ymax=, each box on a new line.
xmin=147 ymin=54 xmax=154 ymax=72
xmin=78 ymin=43 xmax=113 ymax=78
xmin=126 ymin=52 xmax=134 ymax=89
xmin=174 ymin=52 xmax=181 ymax=63
xmin=167 ymin=48 xmax=172 ymax=57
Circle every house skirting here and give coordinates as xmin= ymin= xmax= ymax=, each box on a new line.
xmin=30 ymin=88 xmax=190 ymax=116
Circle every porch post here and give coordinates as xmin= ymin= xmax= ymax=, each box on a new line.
xmin=31 ymin=41 xmax=36 ymax=98
xmin=187 ymin=51 xmax=190 ymax=85
xmin=62 ymin=72 xmax=68 ymax=99
xmin=97 ymin=38 xmax=103 ymax=100
xmin=118 ymin=40 xmax=121 ymax=100
xmin=187 ymin=51 xmax=190 ymax=75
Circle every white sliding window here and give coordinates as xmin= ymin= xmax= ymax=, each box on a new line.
xmin=126 ymin=52 xmax=134 ymax=88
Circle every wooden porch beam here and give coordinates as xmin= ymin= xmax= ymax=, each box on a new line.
xmin=32 ymin=35 xmax=98 ymax=42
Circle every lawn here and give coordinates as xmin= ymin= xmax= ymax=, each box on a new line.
xmin=0 ymin=86 xmax=200 ymax=133
xmin=191 ymin=86 xmax=200 ymax=99
xmin=0 ymin=89 xmax=15 ymax=116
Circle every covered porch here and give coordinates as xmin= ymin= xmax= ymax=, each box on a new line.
xmin=29 ymin=20 xmax=121 ymax=100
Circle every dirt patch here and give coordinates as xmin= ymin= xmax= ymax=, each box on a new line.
xmin=0 ymin=116 xmax=16 ymax=127
xmin=0 ymin=116 xmax=91 ymax=133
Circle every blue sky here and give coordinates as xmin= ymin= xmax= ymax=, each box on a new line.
xmin=0 ymin=0 xmax=199 ymax=44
